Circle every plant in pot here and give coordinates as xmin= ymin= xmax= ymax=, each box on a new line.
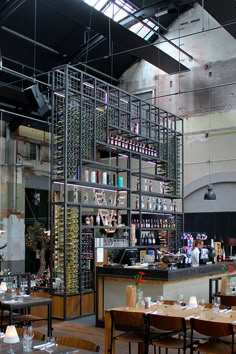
xmin=26 ymin=223 xmax=50 ymax=277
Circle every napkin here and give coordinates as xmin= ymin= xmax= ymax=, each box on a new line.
xmin=2 ymin=300 xmax=19 ymax=303
xmin=185 ymin=315 xmax=199 ymax=320
xmin=33 ymin=343 xmax=54 ymax=350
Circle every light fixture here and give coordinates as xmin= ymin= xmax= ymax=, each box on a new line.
xmin=204 ymin=91 xmax=216 ymax=200
xmin=3 ymin=325 xmax=20 ymax=353
xmin=204 ymin=184 xmax=216 ymax=200
xmin=0 ymin=281 xmax=7 ymax=292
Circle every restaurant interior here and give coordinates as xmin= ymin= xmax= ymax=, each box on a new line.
xmin=1 ymin=0 xmax=236 ymax=353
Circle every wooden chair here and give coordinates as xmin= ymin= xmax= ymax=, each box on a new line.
xmin=56 ymin=336 xmax=100 ymax=352
xmin=110 ymin=310 xmax=147 ymax=354
xmin=16 ymin=327 xmax=45 ymax=341
xmin=190 ymin=318 xmax=234 ymax=354
xmin=147 ymin=313 xmax=193 ymax=354
xmin=219 ymin=295 xmax=236 ymax=307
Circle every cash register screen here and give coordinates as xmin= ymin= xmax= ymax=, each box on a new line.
xmin=117 ymin=248 xmax=139 ymax=266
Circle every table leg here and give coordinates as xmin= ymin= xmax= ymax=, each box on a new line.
xmin=105 ymin=310 xmax=113 ymax=354
xmin=9 ymin=309 xmax=12 ymax=325
xmin=47 ymin=303 xmax=52 ymax=336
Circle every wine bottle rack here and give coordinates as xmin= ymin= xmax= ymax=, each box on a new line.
xmin=50 ymin=65 xmax=183 ymax=314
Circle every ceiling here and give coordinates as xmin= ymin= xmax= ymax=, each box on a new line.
xmin=0 ymin=0 xmax=236 ymax=130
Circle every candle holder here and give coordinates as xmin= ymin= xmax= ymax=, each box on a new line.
xmin=188 ymin=296 xmax=198 ymax=308
xmin=3 ymin=325 xmax=20 ymax=353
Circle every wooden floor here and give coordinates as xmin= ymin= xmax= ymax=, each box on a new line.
xmin=37 ymin=320 xmax=191 ymax=354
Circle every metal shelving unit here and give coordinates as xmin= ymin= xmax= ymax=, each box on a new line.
xmin=50 ymin=64 xmax=183 ymax=317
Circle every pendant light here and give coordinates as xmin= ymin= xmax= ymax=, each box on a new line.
xmin=204 ymin=91 xmax=216 ymax=200
xmin=204 ymin=184 xmax=216 ymax=200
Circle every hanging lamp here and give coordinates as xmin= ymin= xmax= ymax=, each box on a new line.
xmin=204 ymin=184 xmax=216 ymax=200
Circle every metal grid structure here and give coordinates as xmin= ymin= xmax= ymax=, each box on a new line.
xmin=51 ymin=64 xmax=184 ymax=298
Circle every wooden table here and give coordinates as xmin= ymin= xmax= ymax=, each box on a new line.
xmin=0 ymin=296 xmax=52 ymax=336
xmin=105 ymin=303 xmax=236 ymax=354
xmin=1 ymin=340 xmax=98 ymax=353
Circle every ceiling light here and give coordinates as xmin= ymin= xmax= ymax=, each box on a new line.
xmin=204 ymin=184 xmax=216 ymax=200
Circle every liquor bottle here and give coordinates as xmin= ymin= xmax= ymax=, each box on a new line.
xmin=90 ymin=215 xmax=94 ymax=226
xmin=137 ymin=178 xmax=140 ymax=191
xmin=210 ymin=239 xmax=216 ymax=264
xmin=117 ymin=212 xmax=122 ymax=225
xmin=221 ymin=247 xmax=226 ymax=261
xmin=147 ymin=197 xmax=152 ymax=210
xmin=141 ymin=196 xmax=145 ymax=210
xmin=83 ymin=191 xmax=89 ymax=204
xmin=135 ymin=196 xmax=139 ymax=209
xmin=162 ymin=199 xmax=167 ymax=212
xmin=143 ymin=179 xmax=148 ymax=191
xmin=85 ymin=215 xmax=90 ymax=225
xmin=149 ymin=180 xmax=152 ymax=192
xmin=96 ymin=212 xmax=100 ymax=226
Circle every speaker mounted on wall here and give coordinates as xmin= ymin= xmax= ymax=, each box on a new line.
xmin=24 ymin=83 xmax=51 ymax=119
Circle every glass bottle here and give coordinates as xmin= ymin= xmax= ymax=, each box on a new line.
xmin=162 ymin=199 xmax=167 ymax=212
xmin=143 ymin=179 xmax=148 ymax=192
xmin=135 ymin=196 xmax=139 ymax=209
xmin=147 ymin=197 xmax=152 ymax=210
xmin=137 ymin=178 xmax=140 ymax=191
xmin=141 ymin=196 xmax=145 ymax=210
xmin=96 ymin=212 xmax=100 ymax=226
xmin=85 ymin=215 xmax=90 ymax=225
xmin=149 ymin=180 xmax=152 ymax=192
xmin=83 ymin=191 xmax=89 ymax=204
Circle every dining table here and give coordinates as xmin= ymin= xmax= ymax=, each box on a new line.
xmin=0 ymin=340 xmax=98 ymax=353
xmin=0 ymin=295 xmax=52 ymax=336
xmin=104 ymin=302 xmax=236 ymax=354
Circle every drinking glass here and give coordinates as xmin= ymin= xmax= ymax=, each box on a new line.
xmin=45 ymin=337 xmax=56 ymax=353
xmin=23 ymin=326 xmax=34 ymax=352
xmin=213 ymin=296 xmax=221 ymax=315
xmin=23 ymin=326 xmax=34 ymax=341
xmin=198 ymin=299 xmax=206 ymax=318
xmin=230 ymin=280 xmax=236 ymax=294
xmin=157 ymin=295 xmax=164 ymax=305
xmin=178 ymin=294 xmax=184 ymax=306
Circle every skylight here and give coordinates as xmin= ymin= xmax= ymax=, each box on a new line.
xmin=83 ymin=0 xmax=158 ymax=40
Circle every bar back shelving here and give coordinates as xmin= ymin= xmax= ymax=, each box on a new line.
xmin=50 ymin=65 xmax=183 ymax=319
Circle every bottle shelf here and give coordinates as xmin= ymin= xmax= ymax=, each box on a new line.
xmin=82 ymin=159 xmax=131 ymax=172
xmin=135 ymin=227 xmax=176 ymax=231
xmin=131 ymin=210 xmax=177 ymax=215
xmin=67 ymin=180 xmax=130 ymax=192
xmin=131 ymin=190 xmax=182 ymax=199
xmin=131 ymin=172 xmax=176 ymax=183
xmin=97 ymin=141 xmax=167 ymax=163
xmin=82 ymin=225 xmax=130 ymax=230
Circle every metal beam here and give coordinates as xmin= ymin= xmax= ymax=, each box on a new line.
xmin=52 ymin=0 xmax=189 ymax=74
xmin=0 ymin=0 xmax=26 ymax=24
xmin=1 ymin=26 xmax=61 ymax=55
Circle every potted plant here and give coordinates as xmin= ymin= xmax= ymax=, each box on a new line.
xmin=26 ymin=223 xmax=50 ymax=276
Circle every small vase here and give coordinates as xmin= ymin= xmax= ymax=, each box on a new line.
xmin=136 ymin=286 xmax=143 ymax=308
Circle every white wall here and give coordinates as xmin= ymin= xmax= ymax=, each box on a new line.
xmin=118 ymin=3 xmax=236 ymax=213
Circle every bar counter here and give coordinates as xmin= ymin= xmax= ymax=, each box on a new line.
xmin=96 ymin=263 xmax=226 ymax=326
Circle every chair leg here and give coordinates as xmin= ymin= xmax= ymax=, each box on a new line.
xmin=129 ymin=342 xmax=131 ymax=354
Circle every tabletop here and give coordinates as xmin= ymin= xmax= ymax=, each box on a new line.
xmin=1 ymin=340 xmax=98 ymax=353
xmin=0 ymin=295 xmax=52 ymax=308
